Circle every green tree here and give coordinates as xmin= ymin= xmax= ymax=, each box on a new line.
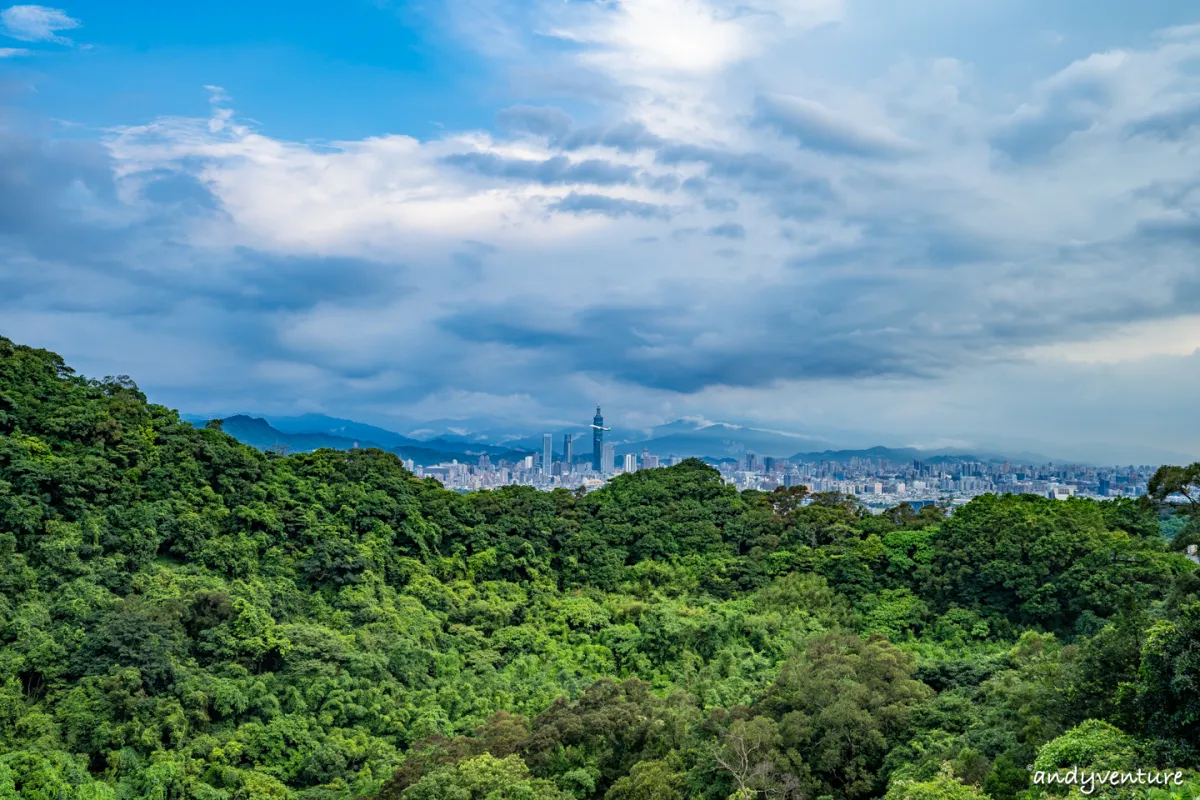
xmin=402 ymin=754 xmax=566 ymax=800
xmin=604 ymin=755 xmax=687 ymax=800
xmin=886 ymin=763 xmax=991 ymax=800
xmin=758 ymin=633 xmax=934 ymax=800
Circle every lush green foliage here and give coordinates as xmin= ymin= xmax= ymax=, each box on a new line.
xmin=1 ymin=335 xmax=1199 ymax=799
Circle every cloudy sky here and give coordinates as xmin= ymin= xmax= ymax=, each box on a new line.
xmin=3 ymin=0 xmax=1200 ymax=464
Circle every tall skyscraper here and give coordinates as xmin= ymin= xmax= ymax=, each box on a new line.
xmin=624 ymin=453 xmax=636 ymax=473
xmin=542 ymin=434 xmax=553 ymax=475
xmin=602 ymin=443 xmax=615 ymax=474
xmin=563 ymin=434 xmax=573 ymax=475
xmin=592 ymin=405 xmax=604 ymax=472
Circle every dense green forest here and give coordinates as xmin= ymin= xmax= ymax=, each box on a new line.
xmin=3 ymin=334 xmax=1200 ymax=799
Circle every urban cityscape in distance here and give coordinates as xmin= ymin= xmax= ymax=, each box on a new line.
xmin=400 ymin=406 xmax=1155 ymax=510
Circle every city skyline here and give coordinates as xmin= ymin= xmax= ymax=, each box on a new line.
xmin=407 ymin=436 xmax=1156 ymax=507
xmin=200 ymin=404 xmax=1167 ymax=500
xmin=4 ymin=2 xmax=1200 ymax=465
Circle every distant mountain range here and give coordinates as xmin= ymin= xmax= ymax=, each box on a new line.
xmin=186 ymin=415 xmax=536 ymax=467
xmin=260 ymin=414 xmax=528 ymax=456
xmin=181 ymin=412 xmax=1089 ymax=466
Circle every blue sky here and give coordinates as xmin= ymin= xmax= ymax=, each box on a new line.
xmin=4 ymin=0 xmax=1200 ymax=464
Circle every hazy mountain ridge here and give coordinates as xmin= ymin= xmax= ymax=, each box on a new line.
xmin=202 ymin=415 xmax=534 ymax=467
xmin=218 ymin=415 xmax=387 ymax=453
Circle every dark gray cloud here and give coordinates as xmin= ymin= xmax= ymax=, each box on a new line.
xmin=432 ymin=279 xmax=974 ymax=394
xmin=657 ymin=144 xmax=834 ymax=195
xmin=839 ymin=216 xmax=1009 ymax=268
xmin=452 ymin=251 xmax=485 ymax=278
xmin=451 ymin=240 xmax=499 ymax=279
xmin=771 ymin=196 xmax=828 ymax=222
xmin=443 ymin=152 xmax=638 ymax=185
xmin=675 ymin=173 xmax=739 ymax=212
xmin=214 ymin=250 xmax=406 ymax=313
xmin=754 ymin=94 xmax=917 ymax=158
xmin=439 ymin=314 xmax=585 ymax=350
xmin=0 ymin=129 xmax=124 ymax=259
xmin=1 ymin=240 xmax=403 ymax=322
xmin=991 ymin=108 xmax=1097 ymax=162
xmin=707 ymin=222 xmax=745 ymax=239
xmin=140 ymin=171 xmax=222 ymax=211
xmin=654 ymin=143 xmax=837 ymax=218
xmin=547 ymin=192 xmax=672 ymax=219
xmin=704 ymin=197 xmax=739 ymax=212
xmin=0 ymin=132 xmax=115 ymax=210
xmin=989 ymin=63 xmax=1119 ymax=163
xmin=1126 ymin=100 xmax=1200 ymax=141
xmin=557 ymin=121 xmax=665 ymax=153
xmin=0 ymin=131 xmax=235 ymax=281
xmin=493 ymin=108 xmax=664 ymax=154
xmin=656 ymin=144 xmax=791 ymax=179
xmin=1132 ymin=216 xmax=1200 ymax=246
xmin=462 ymin=239 xmax=499 ymax=254
xmin=640 ymin=172 xmax=680 ymax=192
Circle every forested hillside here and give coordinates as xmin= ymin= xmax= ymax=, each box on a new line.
xmin=2 ymin=334 xmax=1200 ymax=799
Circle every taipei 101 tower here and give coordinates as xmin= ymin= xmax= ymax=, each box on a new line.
xmin=591 ymin=405 xmax=605 ymax=472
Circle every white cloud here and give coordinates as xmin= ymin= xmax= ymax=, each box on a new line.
xmin=1156 ymin=23 xmax=1200 ymax=41
xmin=1 ymin=4 xmax=80 ymax=44
xmin=545 ymin=0 xmax=755 ymax=76
xmin=1023 ymin=315 xmax=1200 ymax=364
xmin=755 ymin=92 xmax=918 ymax=156
xmin=203 ymin=85 xmax=231 ymax=105
xmin=107 ymin=106 xmax=695 ymax=261
xmin=532 ymin=0 xmax=844 ymax=141
xmin=0 ymin=45 xmax=29 ymax=56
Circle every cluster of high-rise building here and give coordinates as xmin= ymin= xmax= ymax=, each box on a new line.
xmin=402 ymin=407 xmax=1156 ymax=504
xmin=403 ymin=406 xmax=677 ymax=492
xmin=715 ymin=455 xmax=1153 ymax=509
